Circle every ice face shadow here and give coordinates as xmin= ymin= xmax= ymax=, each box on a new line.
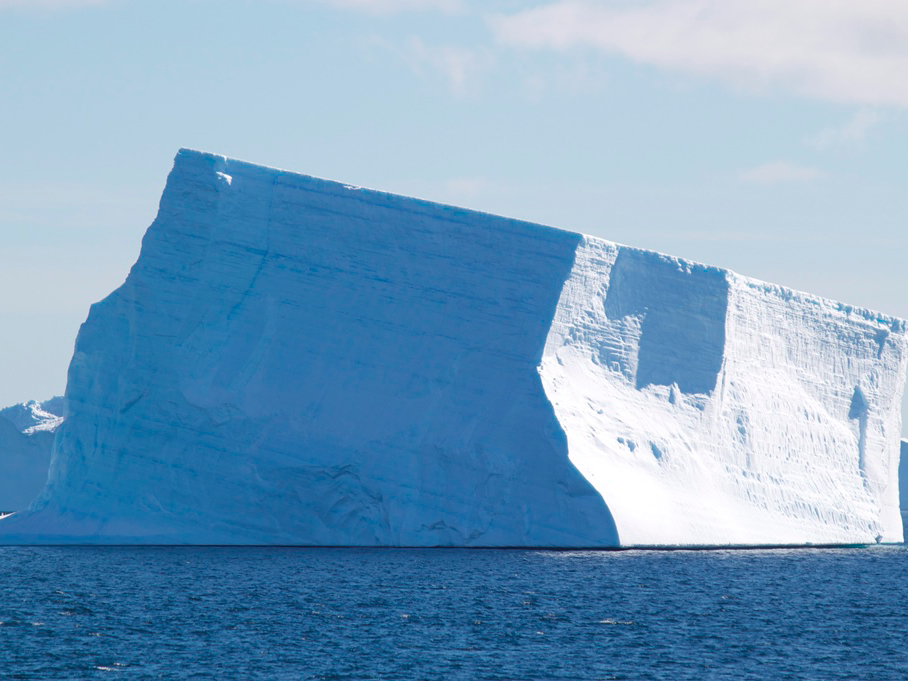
xmin=899 ymin=441 xmax=908 ymax=512
xmin=13 ymin=151 xmax=618 ymax=547
xmin=604 ymin=248 xmax=729 ymax=395
xmin=205 ymin=170 xmax=622 ymax=546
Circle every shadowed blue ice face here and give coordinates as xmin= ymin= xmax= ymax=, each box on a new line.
xmin=18 ymin=150 xmax=620 ymax=547
xmin=899 ymin=440 xmax=907 ymax=512
xmin=605 ymin=248 xmax=729 ymax=395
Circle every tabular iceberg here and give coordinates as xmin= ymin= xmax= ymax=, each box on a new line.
xmin=0 ymin=398 xmax=63 ymax=512
xmin=1 ymin=149 xmax=904 ymax=546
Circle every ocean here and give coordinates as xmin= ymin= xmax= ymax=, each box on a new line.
xmin=3 ymin=533 xmax=908 ymax=680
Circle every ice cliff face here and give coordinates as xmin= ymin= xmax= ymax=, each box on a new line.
xmin=0 ymin=398 xmax=63 ymax=512
xmin=900 ymin=440 xmax=908 ymax=513
xmin=541 ymin=244 xmax=906 ymax=545
xmin=1 ymin=149 xmax=904 ymax=546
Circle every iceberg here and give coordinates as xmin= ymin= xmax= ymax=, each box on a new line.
xmin=0 ymin=398 xmax=63 ymax=512
xmin=1 ymin=149 xmax=904 ymax=546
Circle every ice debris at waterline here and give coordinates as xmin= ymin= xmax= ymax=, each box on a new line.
xmin=1 ymin=149 xmax=905 ymax=547
xmin=0 ymin=398 xmax=63 ymax=512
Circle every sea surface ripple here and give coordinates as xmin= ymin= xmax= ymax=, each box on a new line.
xmin=2 ymin=539 xmax=908 ymax=679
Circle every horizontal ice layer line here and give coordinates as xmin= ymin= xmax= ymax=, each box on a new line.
xmin=0 ymin=149 xmax=617 ymax=545
xmin=1 ymin=148 xmax=905 ymax=546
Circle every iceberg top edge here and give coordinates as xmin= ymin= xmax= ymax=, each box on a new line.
xmin=173 ymin=148 xmax=906 ymax=329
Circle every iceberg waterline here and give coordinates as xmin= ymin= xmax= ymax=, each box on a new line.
xmin=1 ymin=149 xmax=904 ymax=546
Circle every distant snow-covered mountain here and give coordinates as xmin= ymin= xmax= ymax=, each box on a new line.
xmin=0 ymin=398 xmax=63 ymax=512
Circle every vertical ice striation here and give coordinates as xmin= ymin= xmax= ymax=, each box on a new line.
xmin=0 ymin=149 xmax=904 ymax=546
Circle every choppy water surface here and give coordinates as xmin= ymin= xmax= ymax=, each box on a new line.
xmin=2 ymin=541 xmax=908 ymax=680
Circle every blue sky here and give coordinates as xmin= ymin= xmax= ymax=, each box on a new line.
xmin=2 ymin=0 xmax=907 ymax=429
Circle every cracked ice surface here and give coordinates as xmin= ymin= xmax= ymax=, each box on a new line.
xmin=0 ymin=149 xmax=904 ymax=546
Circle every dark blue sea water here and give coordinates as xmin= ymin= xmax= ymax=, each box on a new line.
xmin=2 ymin=538 xmax=908 ymax=680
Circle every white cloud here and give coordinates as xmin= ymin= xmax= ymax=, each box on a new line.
xmin=404 ymin=37 xmax=494 ymax=94
xmin=490 ymin=0 xmax=908 ymax=107
xmin=740 ymin=161 xmax=823 ymax=184
xmin=517 ymin=56 xmax=609 ymax=100
xmin=323 ymin=0 xmax=463 ymax=13
xmin=807 ymin=110 xmax=884 ymax=149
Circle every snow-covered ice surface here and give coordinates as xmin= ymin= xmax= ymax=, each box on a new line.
xmin=0 ymin=149 xmax=904 ymax=546
xmin=541 ymin=244 xmax=906 ymax=545
xmin=0 ymin=398 xmax=63 ymax=512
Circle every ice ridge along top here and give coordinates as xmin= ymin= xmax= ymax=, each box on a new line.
xmin=1 ymin=149 xmax=904 ymax=546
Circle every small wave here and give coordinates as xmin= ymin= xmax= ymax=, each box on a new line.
xmin=94 ymin=663 xmax=126 ymax=672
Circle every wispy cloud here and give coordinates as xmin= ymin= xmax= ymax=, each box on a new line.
xmin=807 ymin=110 xmax=884 ymax=149
xmin=322 ymin=0 xmax=463 ymax=14
xmin=403 ymin=37 xmax=494 ymax=94
xmin=490 ymin=0 xmax=908 ymax=107
xmin=740 ymin=161 xmax=823 ymax=185
xmin=517 ymin=55 xmax=609 ymax=100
